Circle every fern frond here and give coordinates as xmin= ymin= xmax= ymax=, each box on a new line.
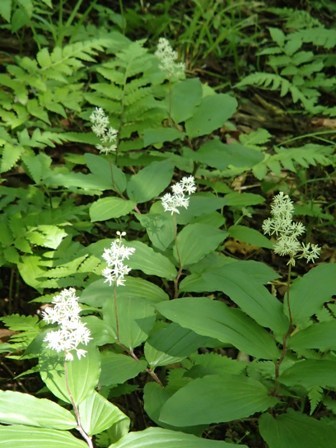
xmin=237 ymin=72 xmax=316 ymax=111
xmin=87 ymin=40 xmax=167 ymax=151
xmin=253 ymin=144 xmax=333 ymax=179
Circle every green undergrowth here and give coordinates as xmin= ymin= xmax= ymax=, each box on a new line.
xmin=0 ymin=1 xmax=335 ymax=448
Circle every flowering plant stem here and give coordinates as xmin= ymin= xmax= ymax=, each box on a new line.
xmin=113 ymin=285 xmax=120 ymax=341
xmin=273 ymin=263 xmax=294 ymax=396
xmin=172 ymin=215 xmax=183 ymax=299
xmin=64 ymin=361 xmax=94 ymax=448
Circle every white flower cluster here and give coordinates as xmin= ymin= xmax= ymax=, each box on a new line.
xmin=43 ymin=288 xmax=91 ymax=361
xmin=155 ymin=38 xmax=185 ymax=80
xmin=102 ymin=231 xmax=136 ymax=287
xmin=161 ymin=176 xmax=196 ymax=215
xmin=262 ymin=192 xmax=321 ymax=265
xmin=90 ymin=107 xmax=118 ymax=154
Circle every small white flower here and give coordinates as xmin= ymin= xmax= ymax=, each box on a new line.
xmin=102 ymin=232 xmax=136 ymax=287
xmin=161 ymin=176 xmax=196 ymax=215
xmin=155 ymin=38 xmax=185 ymax=80
xmin=43 ymin=288 xmax=91 ymax=361
xmin=90 ymin=107 xmax=118 ymax=154
xmin=263 ymin=192 xmax=320 ymax=265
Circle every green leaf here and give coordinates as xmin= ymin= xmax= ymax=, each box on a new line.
xmin=290 ymin=264 xmax=336 ymax=324
xmin=0 ymin=390 xmax=76 ymax=429
xmin=85 ymin=153 xmax=126 ymax=193
xmin=143 ymin=128 xmax=184 ymax=147
xmin=145 ymin=323 xmax=212 ymax=368
xmin=127 ymin=160 xmax=174 ymax=203
xmin=194 ymin=139 xmax=263 ymax=169
xmin=136 ymin=211 xmax=175 ymax=251
xmin=170 ymin=78 xmax=202 ymax=123
xmin=0 ymin=425 xmax=87 ymax=448
xmin=0 ymin=143 xmax=24 ymax=173
xmin=259 ymin=410 xmax=336 ymax=448
xmin=174 ymin=223 xmax=227 ymax=267
xmin=78 ymin=391 xmax=130 ymax=436
xmin=81 ymin=277 xmax=168 ymax=308
xmin=0 ymin=0 xmax=12 ymax=22
xmin=228 ymin=225 xmax=273 ymax=249
xmin=159 ymin=374 xmax=277 ymax=426
xmin=157 ymin=298 xmax=279 ymax=359
xmin=182 ymin=262 xmax=288 ymax=335
xmin=223 ymin=192 xmax=264 ymax=207
xmin=39 ymin=344 xmax=101 ymax=405
xmin=128 ymin=241 xmax=177 ymax=280
xmin=289 ymin=320 xmax=336 ymax=351
xmin=109 ymin=426 xmax=247 ymax=448
xmin=185 ymin=94 xmax=237 ymax=138
xmin=22 ymin=153 xmax=52 ymax=184
xmin=280 ymin=360 xmax=336 ymax=389
xmin=89 ymin=197 xmax=136 ymax=222
xmin=100 ymin=352 xmax=147 ymax=386
xmin=103 ymin=296 xmax=156 ymax=349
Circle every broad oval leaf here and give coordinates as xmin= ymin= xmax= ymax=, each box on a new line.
xmin=39 ymin=344 xmax=101 ymax=405
xmin=174 ymin=223 xmax=227 ymax=267
xmin=103 ymin=296 xmax=156 ymax=349
xmin=259 ymin=410 xmax=336 ymax=448
xmin=170 ymin=78 xmax=203 ymax=123
xmin=145 ymin=323 xmax=213 ymax=368
xmin=0 ymin=390 xmax=76 ymax=430
xmin=128 ymin=241 xmax=177 ymax=280
xmin=109 ymin=426 xmax=247 ymax=448
xmin=85 ymin=153 xmax=126 ymax=193
xmin=280 ymin=359 xmax=336 ymax=389
xmin=89 ymin=197 xmax=135 ymax=222
xmin=81 ymin=277 xmax=168 ymax=308
xmin=157 ymin=298 xmax=279 ymax=359
xmin=127 ymin=160 xmax=174 ymax=203
xmin=185 ymin=94 xmax=237 ymax=138
xmin=78 ymin=391 xmax=130 ymax=436
xmin=289 ymin=320 xmax=336 ymax=352
xmin=100 ymin=352 xmax=147 ymax=386
xmin=0 ymin=425 xmax=87 ymax=448
xmin=289 ymin=264 xmax=336 ymax=324
xmin=159 ymin=374 xmax=277 ymax=426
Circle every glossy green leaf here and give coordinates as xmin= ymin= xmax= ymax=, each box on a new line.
xmin=89 ymin=197 xmax=135 ymax=222
xmin=289 ymin=264 xmax=336 ymax=324
xmin=129 ymin=241 xmax=177 ymax=280
xmin=185 ymin=94 xmax=237 ymax=138
xmin=145 ymin=323 xmax=213 ymax=368
xmin=289 ymin=320 xmax=336 ymax=351
xmin=0 ymin=425 xmax=87 ymax=447
xmin=170 ymin=78 xmax=202 ymax=123
xmin=280 ymin=359 xmax=336 ymax=389
xmin=0 ymin=390 xmax=76 ymax=429
xmin=103 ymin=296 xmax=156 ymax=349
xmin=78 ymin=391 xmax=130 ymax=436
xmin=228 ymin=225 xmax=273 ymax=249
xmin=100 ymin=352 xmax=147 ymax=386
xmin=127 ymin=160 xmax=174 ymax=203
xmin=160 ymin=374 xmax=277 ymax=426
xmin=157 ymin=298 xmax=279 ymax=359
xmin=174 ymin=223 xmax=227 ymax=267
xmin=259 ymin=410 xmax=336 ymax=448
xmin=39 ymin=344 xmax=101 ymax=405
xmin=109 ymin=426 xmax=247 ymax=448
